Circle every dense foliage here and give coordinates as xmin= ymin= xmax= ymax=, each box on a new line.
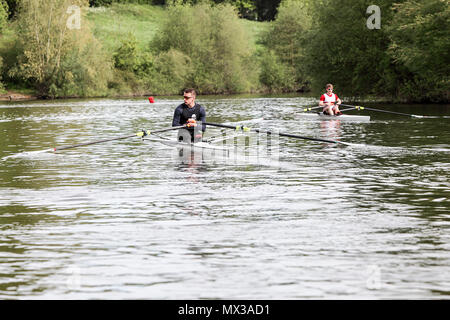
xmin=88 ymin=0 xmax=281 ymax=21
xmin=259 ymin=0 xmax=311 ymax=92
xmin=0 ymin=0 xmax=8 ymax=92
xmin=5 ymin=0 xmax=112 ymax=98
xmin=261 ymin=0 xmax=449 ymax=102
xmin=302 ymin=0 xmax=398 ymax=98
xmin=0 ymin=0 xmax=448 ymax=102
xmin=0 ymin=0 xmax=7 ymax=29
xmin=150 ymin=3 xmax=257 ymax=94
xmin=387 ymin=0 xmax=450 ymax=102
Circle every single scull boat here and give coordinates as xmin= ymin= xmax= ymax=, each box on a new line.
xmin=298 ymin=112 xmax=370 ymax=122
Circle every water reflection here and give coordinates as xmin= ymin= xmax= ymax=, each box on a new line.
xmin=320 ymin=119 xmax=342 ymax=142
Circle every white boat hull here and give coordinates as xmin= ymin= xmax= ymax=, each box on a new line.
xmin=145 ymin=137 xmax=231 ymax=153
xmin=298 ymin=113 xmax=370 ymax=122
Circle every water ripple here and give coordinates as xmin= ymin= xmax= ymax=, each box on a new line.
xmin=0 ymin=97 xmax=449 ymax=299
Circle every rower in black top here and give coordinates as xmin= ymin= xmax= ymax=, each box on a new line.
xmin=172 ymin=88 xmax=206 ymax=143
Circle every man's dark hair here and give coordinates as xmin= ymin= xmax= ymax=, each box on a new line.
xmin=184 ymin=88 xmax=197 ymax=97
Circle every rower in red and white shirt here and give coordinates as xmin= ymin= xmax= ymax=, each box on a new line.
xmin=319 ymin=84 xmax=342 ymax=116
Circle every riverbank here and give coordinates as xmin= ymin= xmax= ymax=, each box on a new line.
xmin=0 ymin=88 xmax=446 ymax=105
xmin=0 ymin=91 xmax=38 ymax=101
xmin=0 ymin=3 xmax=271 ymax=101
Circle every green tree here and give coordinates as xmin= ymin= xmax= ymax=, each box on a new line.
xmin=259 ymin=49 xmax=293 ymax=92
xmin=89 ymin=0 xmax=113 ymax=7
xmin=113 ymin=34 xmax=143 ymax=73
xmin=254 ymin=0 xmax=281 ymax=21
xmin=88 ymin=0 xmax=280 ymax=21
xmin=151 ymin=2 xmax=256 ymax=94
xmin=149 ymin=48 xmax=193 ymax=94
xmin=0 ymin=0 xmax=8 ymax=92
xmin=111 ymin=34 xmax=157 ymax=95
xmin=303 ymin=0 xmax=398 ymax=98
xmin=0 ymin=0 xmax=7 ymax=29
xmin=228 ymin=0 xmax=257 ymax=20
xmin=387 ymin=0 xmax=450 ymax=102
xmin=260 ymin=0 xmax=312 ymax=92
xmin=0 ymin=56 xmax=4 ymax=93
xmin=9 ymin=0 xmax=112 ymax=98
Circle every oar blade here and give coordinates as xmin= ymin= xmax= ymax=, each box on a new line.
xmin=52 ymin=125 xmax=186 ymax=152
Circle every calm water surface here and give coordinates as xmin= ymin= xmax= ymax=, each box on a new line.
xmin=0 ymin=95 xmax=449 ymax=299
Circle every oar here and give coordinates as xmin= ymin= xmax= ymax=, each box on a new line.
xmin=303 ymin=105 xmax=342 ymax=113
xmin=337 ymin=103 xmax=426 ymax=118
xmin=339 ymin=107 xmax=358 ymax=113
xmin=303 ymin=105 xmax=322 ymax=112
xmin=52 ymin=125 xmax=185 ymax=152
xmin=204 ymin=122 xmax=350 ymax=145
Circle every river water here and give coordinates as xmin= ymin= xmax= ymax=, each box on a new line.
xmin=0 ymin=95 xmax=449 ymax=299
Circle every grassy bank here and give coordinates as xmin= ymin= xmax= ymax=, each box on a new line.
xmin=87 ymin=4 xmax=167 ymax=52
xmin=3 ymin=3 xmax=269 ymax=99
xmin=87 ymin=3 xmax=268 ymax=55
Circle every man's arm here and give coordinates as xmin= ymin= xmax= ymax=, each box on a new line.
xmin=172 ymin=106 xmax=182 ymax=127
xmin=319 ymin=95 xmax=325 ymax=106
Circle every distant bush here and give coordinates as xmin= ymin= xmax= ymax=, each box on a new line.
xmin=4 ymin=0 xmax=17 ymax=19
xmin=89 ymin=1 xmax=280 ymax=21
xmin=259 ymin=0 xmax=311 ymax=92
xmin=148 ymin=49 xmax=193 ymax=94
xmin=150 ymin=2 xmax=257 ymax=94
xmin=258 ymin=50 xmax=294 ymax=93
xmin=387 ymin=0 xmax=450 ymax=102
xmin=0 ymin=0 xmax=7 ymax=32
xmin=297 ymin=0 xmax=397 ymax=98
xmin=0 ymin=0 xmax=7 ymax=92
xmin=113 ymin=34 xmax=145 ymax=73
xmin=89 ymin=0 xmax=164 ymax=6
xmin=111 ymin=34 xmax=156 ymax=95
xmin=8 ymin=0 xmax=113 ymax=98
xmin=0 ymin=56 xmax=5 ymax=93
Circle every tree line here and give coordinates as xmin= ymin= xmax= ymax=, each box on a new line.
xmin=0 ymin=0 xmax=448 ymax=102
xmin=87 ymin=0 xmax=281 ymax=21
xmin=4 ymin=0 xmax=281 ymax=20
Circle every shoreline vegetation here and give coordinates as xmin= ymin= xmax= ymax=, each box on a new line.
xmin=0 ymin=0 xmax=448 ymax=103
